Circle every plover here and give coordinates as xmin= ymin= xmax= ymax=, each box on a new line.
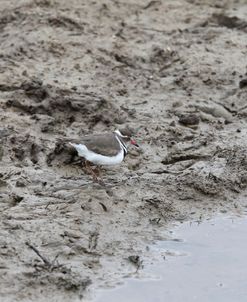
xmin=69 ymin=129 xmax=138 ymax=179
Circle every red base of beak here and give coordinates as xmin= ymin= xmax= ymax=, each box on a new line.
xmin=131 ymin=139 xmax=139 ymax=147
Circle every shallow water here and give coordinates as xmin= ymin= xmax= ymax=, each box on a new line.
xmin=95 ymin=216 xmax=247 ymax=302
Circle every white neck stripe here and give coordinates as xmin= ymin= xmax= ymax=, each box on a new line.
xmin=114 ymin=129 xmax=128 ymax=138
xmin=115 ymin=135 xmax=127 ymax=154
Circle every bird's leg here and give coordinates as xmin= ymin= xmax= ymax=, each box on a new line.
xmin=84 ymin=160 xmax=98 ymax=181
xmin=93 ymin=166 xmax=102 ymax=178
xmin=83 ymin=161 xmax=106 ymax=184
xmin=93 ymin=166 xmax=106 ymax=186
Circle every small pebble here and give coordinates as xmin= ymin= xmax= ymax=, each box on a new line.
xmin=179 ymin=114 xmax=200 ymax=126
xmin=239 ymin=78 xmax=247 ymax=89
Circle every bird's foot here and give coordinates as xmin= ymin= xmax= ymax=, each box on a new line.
xmin=84 ymin=161 xmax=104 ymax=184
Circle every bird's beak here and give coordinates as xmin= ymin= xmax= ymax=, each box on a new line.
xmin=130 ymin=139 xmax=139 ymax=147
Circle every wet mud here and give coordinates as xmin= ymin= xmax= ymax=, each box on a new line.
xmin=0 ymin=0 xmax=247 ymax=301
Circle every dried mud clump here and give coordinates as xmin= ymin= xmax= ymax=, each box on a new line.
xmin=5 ymin=80 xmax=127 ymax=127
xmin=178 ymin=114 xmax=200 ymax=127
xmin=24 ymin=264 xmax=91 ymax=294
xmin=21 ymin=242 xmax=91 ymax=299
xmin=172 ymin=147 xmax=247 ymax=197
xmin=9 ymin=134 xmax=41 ymax=164
xmin=46 ymin=140 xmax=80 ymax=166
xmin=21 ymin=79 xmax=49 ymax=102
xmin=211 ymin=13 xmax=247 ymax=31
xmin=47 ymin=16 xmax=84 ymax=31
xmin=150 ymin=46 xmax=180 ymax=72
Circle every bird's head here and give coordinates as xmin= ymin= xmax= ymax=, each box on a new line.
xmin=114 ymin=128 xmax=139 ymax=147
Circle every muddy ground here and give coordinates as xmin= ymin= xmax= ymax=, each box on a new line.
xmin=0 ymin=0 xmax=247 ymax=301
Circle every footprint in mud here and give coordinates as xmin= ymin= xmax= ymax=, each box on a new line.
xmin=9 ymin=134 xmax=41 ymax=164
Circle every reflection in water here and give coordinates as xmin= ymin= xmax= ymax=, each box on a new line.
xmin=95 ymin=216 xmax=247 ymax=302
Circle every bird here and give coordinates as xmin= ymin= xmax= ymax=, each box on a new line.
xmin=69 ymin=128 xmax=139 ymax=180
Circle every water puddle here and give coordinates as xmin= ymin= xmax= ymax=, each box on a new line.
xmin=95 ymin=216 xmax=247 ymax=302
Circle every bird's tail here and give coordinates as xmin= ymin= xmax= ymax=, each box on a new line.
xmin=69 ymin=142 xmax=87 ymax=157
xmin=69 ymin=142 xmax=77 ymax=148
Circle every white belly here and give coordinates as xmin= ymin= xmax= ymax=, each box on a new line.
xmin=69 ymin=143 xmax=124 ymax=165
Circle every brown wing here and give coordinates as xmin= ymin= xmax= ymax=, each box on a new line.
xmin=81 ymin=133 xmax=121 ymax=156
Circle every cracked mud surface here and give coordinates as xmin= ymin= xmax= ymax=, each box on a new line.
xmin=0 ymin=0 xmax=247 ymax=301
